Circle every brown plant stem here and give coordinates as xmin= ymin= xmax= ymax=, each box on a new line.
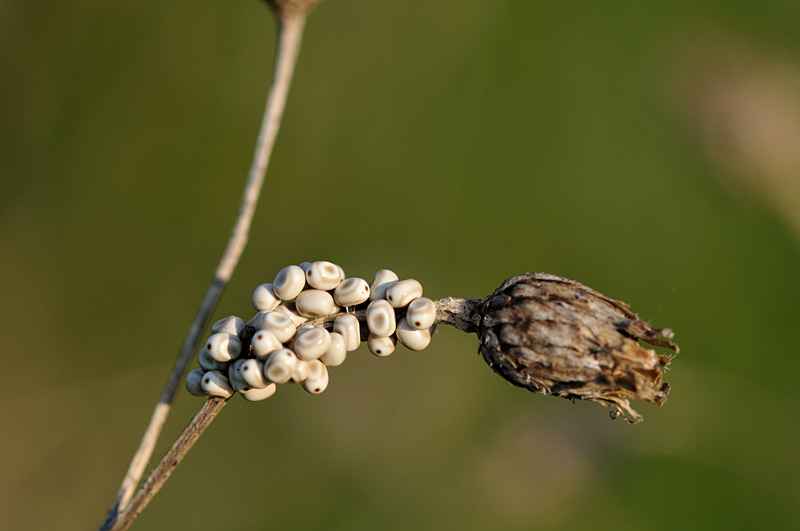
xmin=100 ymin=8 xmax=308 ymax=530
xmin=105 ymin=398 xmax=228 ymax=531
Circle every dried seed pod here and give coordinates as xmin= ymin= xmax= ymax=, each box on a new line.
xmin=206 ymin=333 xmax=242 ymax=362
xmin=385 ymin=279 xmax=423 ymax=308
xmin=319 ymin=332 xmax=346 ymax=366
xmin=185 ymin=368 xmax=207 ymax=397
xmin=201 ymin=370 xmax=234 ymax=398
xmin=406 ymin=297 xmax=436 ymax=330
xmin=333 ymin=277 xmax=370 ymax=307
xmin=477 ymin=273 xmax=678 ymax=423
xmin=274 ymin=265 xmax=307 ymax=300
xmin=369 ymin=269 xmax=399 ymax=301
xmin=252 ymin=283 xmax=281 ymax=311
xmin=367 ymin=334 xmax=396 ymax=357
xmin=305 ymin=261 xmax=343 ymax=290
xmin=366 ymin=299 xmax=396 ymax=338
xmin=295 ymin=289 xmax=338 ymax=318
xmin=333 ymin=313 xmax=360 ymax=351
xmin=395 ymin=317 xmax=432 ymax=351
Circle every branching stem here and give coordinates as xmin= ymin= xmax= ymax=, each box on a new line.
xmin=101 ymin=298 xmax=480 ymax=530
xmin=100 ymin=10 xmax=308 ymax=530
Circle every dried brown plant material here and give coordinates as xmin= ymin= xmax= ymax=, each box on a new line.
xmin=264 ymin=0 xmax=324 ymax=19
xmin=477 ymin=273 xmax=677 ymax=423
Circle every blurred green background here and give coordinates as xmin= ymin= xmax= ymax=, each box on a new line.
xmin=2 ymin=1 xmax=799 ymax=529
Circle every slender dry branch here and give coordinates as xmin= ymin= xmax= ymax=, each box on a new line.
xmin=100 ymin=298 xmax=477 ymax=530
xmin=101 ymin=10 xmax=308 ymax=530
xmin=107 ymin=398 xmax=228 ymax=531
xmin=100 ymin=297 xmax=468 ymax=530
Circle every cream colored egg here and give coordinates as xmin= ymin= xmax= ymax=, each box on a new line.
xmin=290 ymin=359 xmax=310 ymax=383
xmin=305 ymin=261 xmax=343 ymax=290
xmin=366 ymin=299 xmax=396 ymax=337
xmin=333 ymin=277 xmax=370 ymax=307
xmin=293 ymin=326 xmax=332 ymax=360
xmin=201 ymin=370 xmax=234 ymax=398
xmin=198 ymin=347 xmax=228 ymax=372
xmin=367 ymin=334 xmax=397 ymax=357
xmin=211 ymin=315 xmax=246 ymax=335
xmin=228 ymin=359 xmax=250 ymax=392
xmin=369 ymin=269 xmax=399 ymax=301
xmin=333 ymin=313 xmax=361 ymax=351
xmin=251 ymin=329 xmax=282 ymax=360
xmin=273 ymin=302 xmax=308 ymax=326
xmin=185 ymin=368 xmax=207 ymax=396
xmin=301 ymin=360 xmax=329 ymax=394
xmin=406 ymin=297 xmax=436 ymax=330
xmin=252 ymin=283 xmax=280 ymax=311
xmin=273 ymin=265 xmax=306 ymax=300
xmin=264 ymin=348 xmax=299 ymax=384
xmin=295 ymin=289 xmax=338 ymax=318
xmin=239 ymin=384 xmax=277 ymax=402
xmin=206 ymin=333 xmax=242 ymax=362
xmin=385 ymin=279 xmax=423 ymax=308
xmin=240 ymin=358 xmax=269 ymax=389
xmin=395 ymin=317 xmax=432 ymax=351
xmin=256 ymin=311 xmax=297 ymax=343
xmin=239 ymin=384 xmax=278 ymax=402
xmin=319 ymin=332 xmax=347 ymax=366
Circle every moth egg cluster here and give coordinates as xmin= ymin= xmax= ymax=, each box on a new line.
xmin=185 ymin=261 xmax=437 ymax=401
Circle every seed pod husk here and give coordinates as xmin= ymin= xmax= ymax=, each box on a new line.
xmin=478 ymin=273 xmax=678 ymax=423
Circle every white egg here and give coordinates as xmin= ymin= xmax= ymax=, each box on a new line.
xmin=333 ymin=313 xmax=361 ymax=351
xmin=385 ymin=279 xmax=423 ymax=308
xmin=366 ymin=299 xmax=396 ymax=337
xmin=273 ymin=265 xmax=306 ymax=300
xmin=406 ymin=297 xmax=436 ymax=330
xmin=395 ymin=317 xmax=432 ymax=351
xmin=205 ymin=333 xmax=242 ymax=362
xmin=367 ymin=334 xmax=397 ymax=357
xmin=185 ymin=368 xmax=207 ymax=396
xmin=305 ymin=261 xmax=343 ymax=290
xmin=201 ymin=370 xmax=234 ymax=398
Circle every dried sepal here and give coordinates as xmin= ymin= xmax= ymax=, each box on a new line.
xmin=478 ymin=273 xmax=677 ymax=423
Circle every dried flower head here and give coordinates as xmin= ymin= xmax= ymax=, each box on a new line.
xmin=478 ymin=273 xmax=678 ymax=423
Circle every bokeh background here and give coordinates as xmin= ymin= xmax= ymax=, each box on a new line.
xmin=3 ymin=1 xmax=799 ymax=529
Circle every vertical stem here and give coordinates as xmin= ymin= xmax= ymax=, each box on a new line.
xmin=100 ymin=11 xmax=307 ymax=530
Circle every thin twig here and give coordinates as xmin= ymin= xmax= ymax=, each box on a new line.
xmin=101 ymin=10 xmax=308 ymax=530
xmin=108 ymin=398 xmax=228 ymax=531
xmin=103 ymin=297 xmax=481 ymax=530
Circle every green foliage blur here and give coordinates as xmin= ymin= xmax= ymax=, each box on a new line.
xmin=2 ymin=1 xmax=799 ymax=529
